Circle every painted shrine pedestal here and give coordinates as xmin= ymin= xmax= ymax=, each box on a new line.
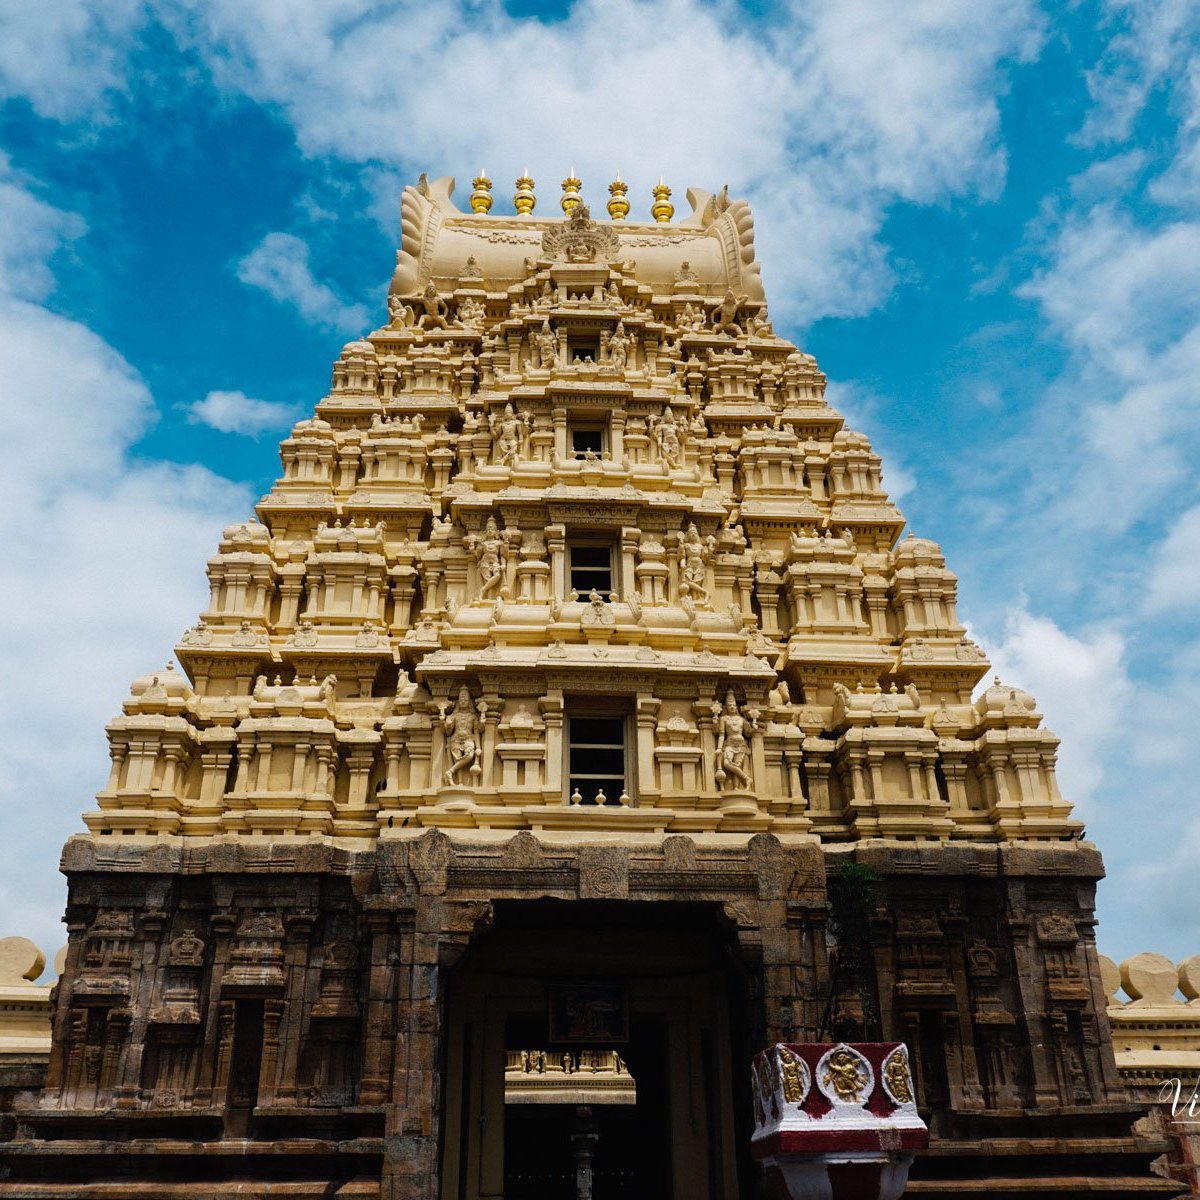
xmin=752 ymin=1042 xmax=929 ymax=1200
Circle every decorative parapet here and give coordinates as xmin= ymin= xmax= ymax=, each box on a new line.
xmin=1102 ymin=952 xmax=1200 ymax=1095
xmin=1103 ymin=953 xmax=1200 ymax=1197
xmin=751 ymin=1042 xmax=928 ymax=1200
xmin=504 ymin=1048 xmax=635 ymax=1106
xmin=0 ymin=938 xmax=60 ymax=1065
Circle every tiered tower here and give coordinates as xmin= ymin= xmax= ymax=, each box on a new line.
xmin=0 ymin=175 xmax=1171 ymax=1200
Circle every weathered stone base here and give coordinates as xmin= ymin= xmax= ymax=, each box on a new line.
xmin=0 ymin=833 xmax=1179 ymax=1198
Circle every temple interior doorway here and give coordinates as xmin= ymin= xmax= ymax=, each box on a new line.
xmin=441 ymin=901 xmax=752 ymax=1200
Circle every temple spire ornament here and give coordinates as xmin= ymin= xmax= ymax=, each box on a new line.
xmin=651 ymin=176 xmax=674 ymax=222
xmin=560 ymin=169 xmax=583 ymax=214
xmin=513 ymin=169 xmax=536 ymax=215
xmin=607 ymin=173 xmax=630 ymax=221
xmin=468 ymin=170 xmax=493 ymax=214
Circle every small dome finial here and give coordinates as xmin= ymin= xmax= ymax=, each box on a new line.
xmin=561 ymin=169 xmax=583 ymax=215
xmin=469 ymin=170 xmax=493 ymax=215
xmin=607 ymin=173 xmax=630 ymax=221
xmin=651 ymin=178 xmax=674 ymax=223
xmin=514 ymin=170 xmax=536 ymax=215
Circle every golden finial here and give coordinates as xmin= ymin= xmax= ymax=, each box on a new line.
xmin=607 ymin=172 xmax=630 ymax=221
xmin=561 ymin=169 xmax=583 ymax=215
xmin=650 ymin=176 xmax=674 ymax=223
xmin=469 ymin=170 xmax=493 ymax=215
xmin=514 ymin=169 xmax=536 ymax=215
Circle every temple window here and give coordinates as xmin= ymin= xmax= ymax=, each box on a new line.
xmin=568 ymin=541 xmax=613 ymax=595
xmin=569 ymin=423 xmax=606 ymax=458
xmin=566 ymin=712 xmax=627 ymax=804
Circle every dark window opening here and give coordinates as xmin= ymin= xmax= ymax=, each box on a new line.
xmin=568 ymin=716 xmax=626 ymax=804
xmin=569 ymin=543 xmax=613 ymax=595
xmin=569 ymin=339 xmax=599 ymax=362
xmin=570 ymin=425 xmax=606 ymax=458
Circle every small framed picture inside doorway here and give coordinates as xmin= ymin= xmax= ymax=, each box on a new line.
xmin=547 ymin=983 xmax=628 ymax=1043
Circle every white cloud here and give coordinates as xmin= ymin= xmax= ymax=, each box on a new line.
xmin=188 ymin=388 xmax=300 ymax=436
xmin=236 ymin=231 xmax=369 ymax=332
xmin=1144 ymin=503 xmax=1200 ymax=611
xmin=0 ymin=178 xmax=250 ymax=958
xmin=1078 ymin=0 xmax=1200 ymax=146
xmin=165 ymin=0 xmax=1043 ymax=323
xmin=986 ymin=605 xmax=1130 ymax=807
xmin=0 ymin=0 xmax=145 ymax=122
xmin=1008 ymin=205 xmax=1200 ymax=544
xmin=0 ymin=153 xmax=86 ymax=303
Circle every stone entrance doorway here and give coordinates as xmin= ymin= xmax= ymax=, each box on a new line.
xmin=440 ymin=900 xmax=752 ymax=1200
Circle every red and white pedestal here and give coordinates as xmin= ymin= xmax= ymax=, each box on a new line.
xmin=750 ymin=1042 xmax=929 ymax=1200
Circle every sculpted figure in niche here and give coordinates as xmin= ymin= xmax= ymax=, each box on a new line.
xmin=680 ymin=302 xmax=706 ymax=331
xmin=440 ymin=685 xmax=482 ymax=785
xmin=417 ymin=283 xmax=451 ymax=330
xmin=532 ymin=319 xmax=558 ymax=369
xmin=466 ymin=515 xmax=507 ymax=600
xmin=679 ymin=521 xmax=715 ymax=606
xmin=652 ymin=408 xmax=685 ymax=468
xmin=712 ymin=289 xmax=748 ymax=337
xmin=608 ymin=321 xmax=630 ymax=373
xmin=714 ymin=690 xmax=758 ymax=790
xmin=490 ymin=402 xmax=529 ymax=468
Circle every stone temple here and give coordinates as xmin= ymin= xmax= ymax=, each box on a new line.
xmin=0 ymin=172 xmax=1175 ymax=1199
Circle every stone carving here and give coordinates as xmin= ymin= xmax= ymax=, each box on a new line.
xmin=387 ymin=294 xmax=415 ymax=328
xmin=489 ymin=402 xmax=530 ymax=468
xmin=465 ymin=516 xmax=508 ymax=600
xmin=417 ymin=283 xmax=451 ymax=330
xmin=650 ymin=408 xmax=685 ymax=468
xmin=580 ymin=589 xmax=616 ymax=627
xmin=777 ymin=1045 xmax=810 ymax=1105
xmin=541 ymin=204 xmax=620 ymax=264
xmin=714 ymin=690 xmax=758 ymax=790
xmin=881 ymin=1045 xmax=915 ymax=1106
xmin=440 ymin=686 xmax=482 ymax=785
xmin=679 ymin=522 xmax=715 ymax=607
xmin=531 ymin=318 xmax=558 ymax=368
xmin=817 ymin=1043 xmax=872 ymax=1106
xmin=607 ymin=321 xmax=630 ymax=373
xmin=712 ymin=288 xmax=748 ymax=337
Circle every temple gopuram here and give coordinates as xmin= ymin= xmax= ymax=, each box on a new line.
xmin=0 ymin=172 xmax=1177 ymax=1199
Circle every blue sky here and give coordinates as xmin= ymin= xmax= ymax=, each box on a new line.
xmin=1 ymin=0 xmax=1198 ymax=972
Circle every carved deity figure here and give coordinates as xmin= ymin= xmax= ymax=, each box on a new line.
xmin=822 ymin=1048 xmax=866 ymax=1103
xmin=679 ymin=521 xmax=715 ymax=606
xmin=680 ymin=302 xmax=706 ymax=331
xmin=532 ymin=319 xmax=558 ymax=369
xmin=652 ymin=408 xmax=685 ymax=468
xmin=489 ymin=401 xmax=529 ymax=468
xmin=387 ymin=294 xmax=414 ymax=328
xmin=417 ymin=283 xmax=451 ymax=330
xmin=675 ymin=260 xmax=699 ymax=285
xmin=714 ymin=690 xmax=757 ymax=790
xmin=440 ymin=685 xmax=482 ymax=785
xmin=712 ymin=288 xmax=747 ymax=337
xmin=466 ymin=515 xmax=507 ymax=599
xmin=884 ymin=1050 xmax=914 ymax=1104
xmin=607 ymin=321 xmax=629 ymax=373
xmin=457 ymin=297 xmax=486 ymax=328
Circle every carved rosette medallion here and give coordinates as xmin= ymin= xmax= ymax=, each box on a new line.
xmin=816 ymin=1043 xmax=873 ymax=1107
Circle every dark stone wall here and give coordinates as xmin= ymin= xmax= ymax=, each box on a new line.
xmin=0 ymin=833 xmax=1174 ymax=1199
